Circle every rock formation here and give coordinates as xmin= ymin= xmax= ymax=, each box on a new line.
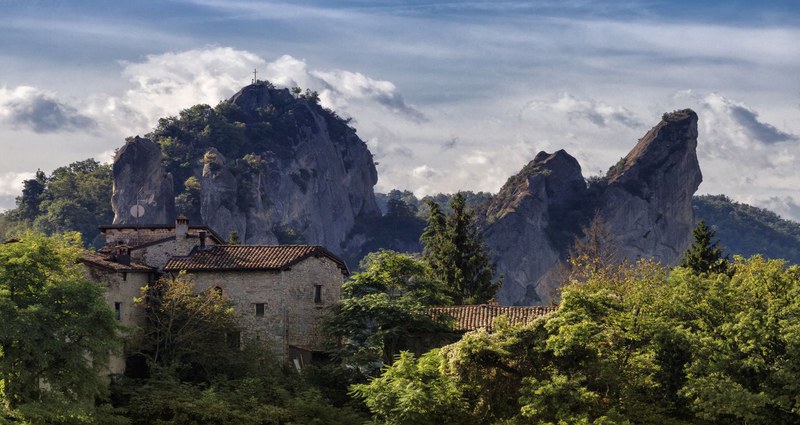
xmin=112 ymin=82 xmax=380 ymax=254
xmin=484 ymin=109 xmax=701 ymax=305
xmin=600 ymin=109 xmax=701 ymax=264
xmin=111 ymin=136 xmax=175 ymax=225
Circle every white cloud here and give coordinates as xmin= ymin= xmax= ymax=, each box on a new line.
xmin=101 ymin=47 xmax=265 ymax=135
xmin=260 ymin=55 xmax=426 ymax=122
xmin=0 ymin=171 xmax=35 ymax=211
xmin=522 ymin=93 xmax=642 ymax=129
xmin=0 ymin=86 xmax=95 ymax=133
xmin=0 ymin=171 xmax=34 ymax=197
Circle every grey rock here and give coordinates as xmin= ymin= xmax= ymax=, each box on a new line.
xmin=111 ymin=83 xmax=380 ymax=254
xmin=111 ymin=136 xmax=175 ymax=225
xmin=484 ymin=110 xmax=702 ymax=305
xmin=484 ymin=150 xmax=587 ymax=305
xmin=600 ymin=109 xmax=701 ymax=264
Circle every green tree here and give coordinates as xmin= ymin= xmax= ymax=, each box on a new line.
xmin=326 ymin=250 xmax=453 ymax=374
xmin=0 ymin=232 xmax=120 ymax=411
xmin=421 ymin=193 xmax=500 ymax=304
xmin=10 ymin=159 xmax=115 ymax=248
xmin=351 ymin=350 xmax=470 ymax=425
xmin=14 ymin=170 xmax=47 ymax=222
xmin=679 ymin=220 xmax=730 ymax=275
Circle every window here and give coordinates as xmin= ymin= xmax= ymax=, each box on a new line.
xmin=212 ymin=286 xmax=223 ymax=296
xmin=314 ymin=285 xmax=322 ymax=303
xmin=255 ymin=303 xmax=265 ymax=317
xmin=114 ymin=302 xmax=122 ymax=321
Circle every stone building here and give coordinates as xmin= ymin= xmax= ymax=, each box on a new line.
xmin=80 ymin=216 xmax=348 ymax=374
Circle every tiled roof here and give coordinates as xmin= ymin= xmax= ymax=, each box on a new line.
xmin=429 ymin=304 xmax=558 ymax=332
xmin=163 ymin=245 xmax=349 ymax=274
xmin=80 ymin=252 xmax=156 ymax=272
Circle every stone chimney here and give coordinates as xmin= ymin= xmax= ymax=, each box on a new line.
xmin=114 ymin=242 xmax=131 ymax=266
xmin=199 ymin=231 xmax=207 ymax=249
xmin=176 ymin=215 xmax=189 ymax=240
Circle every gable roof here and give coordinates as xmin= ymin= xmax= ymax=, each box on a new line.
xmin=429 ymin=304 xmax=558 ymax=332
xmin=80 ymin=252 xmax=156 ymax=273
xmin=163 ymin=245 xmax=349 ymax=274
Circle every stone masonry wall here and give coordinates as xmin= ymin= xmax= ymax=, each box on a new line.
xmin=185 ymin=256 xmax=344 ymax=361
xmin=84 ymin=266 xmax=151 ymax=375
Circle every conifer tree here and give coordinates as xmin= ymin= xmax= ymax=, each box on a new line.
xmin=679 ymin=220 xmax=730 ymax=275
xmin=421 ymin=193 xmax=500 ymax=304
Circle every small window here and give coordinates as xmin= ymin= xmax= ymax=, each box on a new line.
xmin=114 ymin=302 xmax=122 ymax=321
xmin=212 ymin=286 xmax=224 ymax=296
xmin=255 ymin=303 xmax=265 ymax=317
xmin=314 ymin=285 xmax=322 ymax=303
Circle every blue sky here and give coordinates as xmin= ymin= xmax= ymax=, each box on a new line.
xmin=1 ymin=0 xmax=799 ymax=219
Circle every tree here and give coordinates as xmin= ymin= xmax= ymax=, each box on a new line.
xmin=679 ymin=220 xmax=730 ymax=275
xmin=14 ymin=170 xmax=46 ymax=222
xmin=134 ymin=274 xmax=241 ymax=381
xmin=0 ymin=232 xmax=120 ymax=411
xmin=421 ymin=193 xmax=500 ymax=304
xmin=325 ymin=250 xmax=453 ymax=374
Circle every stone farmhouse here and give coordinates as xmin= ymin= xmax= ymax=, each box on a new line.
xmin=80 ymin=216 xmax=348 ymax=374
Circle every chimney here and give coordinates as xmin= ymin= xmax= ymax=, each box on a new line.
xmin=114 ymin=243 xmax=131 ymax=266
xmin=176 ymin=215 xmax=189 ymax=239
xmin=199 ymin=231 xmax=207 ymax=249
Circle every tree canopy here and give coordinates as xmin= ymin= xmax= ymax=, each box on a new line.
xmin=679 ymin=220 xmax=730 ymax=275
xmin=421 ymin=193 xmax=500 ymax=304
xmin=353 ymin=255 xmax=800 ymax=424
xmin=0 ymin=232 xmax=120 ymax=414
xmin=325 ymin=250 xmax=454 ymax=375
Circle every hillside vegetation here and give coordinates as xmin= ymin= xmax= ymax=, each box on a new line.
xmin=693 ymin=194 xmax=800 ymax=263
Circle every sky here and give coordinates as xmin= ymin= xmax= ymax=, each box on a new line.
xmin=1 ymin=0 xmax=799 ymax=220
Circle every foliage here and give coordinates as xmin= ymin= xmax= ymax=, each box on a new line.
xmin=354 ymin=256 xmax=800 ymax=424
xmin=0 ymin=232 xmax=120 ymax=415
xmin=325 ymin=250 xmax=454 ymax=375
xmin=4 ymin=159 xmax=114 ymax=247
xmin=693 ymin=194 xmax=800 ymax=264
xmin=351 ymin=350 xmax=470 ymax=425
xmin=147 ymin=81 xmax=360 ymax=222
xmin=421 ymin=193 xmax=500 ymax=304
xmin=133 ymin=274 xmax=241 ymax=382
xmin=679 ymin=220 xmax=730 ymax=275
xmin=113 ymin=351 xmax=365 ymax=425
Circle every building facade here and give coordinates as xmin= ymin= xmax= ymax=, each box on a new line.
xmin=81 ymin=217 xmax=347 ymax=374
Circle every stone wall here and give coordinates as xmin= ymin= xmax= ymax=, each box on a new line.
xmin=84 ymin=266 xmax=151 ymax=375
xmin=185 ymin=256 xmax=344 ymax=361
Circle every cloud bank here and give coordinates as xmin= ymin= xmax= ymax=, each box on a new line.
xmin=0 ymin=86 xmax=95 ymax=133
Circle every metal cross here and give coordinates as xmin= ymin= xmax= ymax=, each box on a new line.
xmin=252 ymin=68 xmax=258 ymax=84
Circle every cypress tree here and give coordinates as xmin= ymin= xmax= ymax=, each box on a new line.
xmin=679 ymin=220 xmax=730 ymax=275
xmin=421 ymin=193 xmax=500 ymax=304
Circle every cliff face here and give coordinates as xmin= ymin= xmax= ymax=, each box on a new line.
xmin=111 ymin=136 xmax=175 ymax=225
xmin=484 ymin=110 xmax=701 ymax=305
xmin=600 ymin=109 xmax=701 ymax=263
xmin=112 ymin=82 xmax=380 ymax=254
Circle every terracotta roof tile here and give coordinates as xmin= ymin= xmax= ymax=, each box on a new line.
xmin=163 ymin=245 xmax=348 ymax=274
xmin=429 ymin=304 xmax=557 ymax=332
xmin=80 ymin=252 xmax=156 ymax=272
